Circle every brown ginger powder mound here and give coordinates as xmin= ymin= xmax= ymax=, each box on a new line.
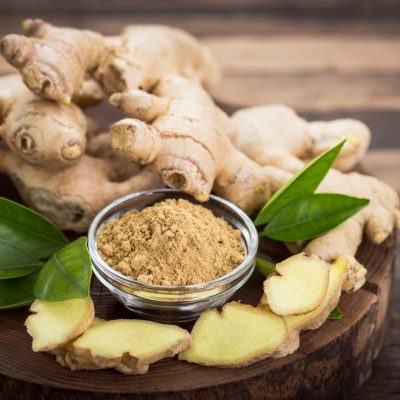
xmin=97 ymin=198 xmax=245 ymax=286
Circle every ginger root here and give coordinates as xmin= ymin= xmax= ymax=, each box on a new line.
xmin=0 ymin=19 xmax=106 ymax=103
xmin=109 ymin=74 xmax=285 ymax=213
xmin=61 ymin=319 xmax=192 ymax=374
xmin=228 ymin=104 xmax=371 ymax=172
xmin=96 ymin=24 xmax=219 ymax=94
xmin=0 ymin=74 xmax=89 ymax=166
xmin=1 ymin=19 xmax=219 ymax=103
xmin=305 ymin=170 xmax=400 ymax=261
xmin=25 ymin=298 xmax=94 ymax=353
xmin=179 ymin=302 xmax=289 ymax=367
xmin=264 ymin=253 xmax=330 ymax=316
xmin=230 ymin=105 xmax=398 ymax=260
xmin=260 ymin=254 xmax=367 ymax=357
xmin=0 ymin=146 xmax=162 ymax=232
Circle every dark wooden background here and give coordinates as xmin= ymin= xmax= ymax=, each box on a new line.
xmin=0 ymin=1 xmax=399 ymax=399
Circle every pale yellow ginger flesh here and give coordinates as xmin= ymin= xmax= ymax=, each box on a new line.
xmin=55 ymin=317 xmax=105 ymax=368
xmin=264 ymin=253 xmax=330 ymax=316
xmin=179 ymin=302 xmax=289 ymax=367
xmin=109 ymin=74 xmax=284 ymax=214
xmin=260 ymin=255 xmax=367 ymax=358
xmin=228 ymin=104 xmax=371 ymax=172
xmin=261 ymin=255 xmax=367 ymax=333
xmin=68 ymin=319 xmax=192 ymax=374
xmin=25 ymin=298 xmax=94 ymax=353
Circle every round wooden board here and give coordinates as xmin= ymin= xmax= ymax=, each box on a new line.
xmin=0 ymin=174 xmax=396 ymax=400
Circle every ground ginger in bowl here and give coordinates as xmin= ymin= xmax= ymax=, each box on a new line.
xmin=88 ymin=189 xmax=258 ymax=322
xmin=97 ymin=198 xmax=245 ymax=286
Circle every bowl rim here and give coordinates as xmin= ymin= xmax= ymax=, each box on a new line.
xmin=88 ymin=188 xmax=259 ymax=292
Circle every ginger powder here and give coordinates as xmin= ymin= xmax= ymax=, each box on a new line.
xmin=97 ymin=198 xmax=245 ymax=286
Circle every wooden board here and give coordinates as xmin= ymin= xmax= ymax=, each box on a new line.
xmin=0 ymin=174 xmax=396 ymax=399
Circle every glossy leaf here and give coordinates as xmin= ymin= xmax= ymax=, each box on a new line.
xmin=256 ymin=258 xmax=276 ymax=277
xmin=255 ymin=140 xmax=345 ymax=226
xmin=0 ymin=239 xmax=42 ymax=279
xmin=34 ymin=237 xmax=92 ymax=301
xmin=262 ymin=193 xmax=369 ymax=242
xmin=0 ymin=271 xmax=39 ymax=309
xmin=328 ymin=306 xmax=343 ymax=320
xmin=0 ymin=197 xmax=68 ymax=259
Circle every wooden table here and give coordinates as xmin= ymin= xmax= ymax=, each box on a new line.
xmin=0 ymin=10 xmax=399 ymax=399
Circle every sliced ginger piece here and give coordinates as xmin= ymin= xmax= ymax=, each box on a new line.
xmin=261 ymin=257 xmax=346 ymax=333
xmin=25 ymin=297 xmax=94 ymax=353
xmin=264 ymin=253 xmax=330 ymax=316
xmin=260 ymin=255 xmax=366 ymax=358
xmin=284 ymin=255 xmax=366 ymax=331
xmin=260 ymin=255 xmax=367 ymax=338
xmin=68 ymin=319 xmax=192 ymax=374
xmin=56 ymin=317 xmax=106 ymax=368
xmin=283 ymin=259 xmax=345 ymax=332
xmin=179 ymin=302 xmax=289 ymax=367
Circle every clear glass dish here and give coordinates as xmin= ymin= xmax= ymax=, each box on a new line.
xmin=88 ymin=189 xmax=258 ymax=323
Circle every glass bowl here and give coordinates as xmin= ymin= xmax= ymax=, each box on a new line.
xmin=88 ymin=189 xmax=258 ymax=323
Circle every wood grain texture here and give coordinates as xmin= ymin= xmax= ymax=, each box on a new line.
xmin=363 ymin=150 xmax=400 ymax=192
xmin=1 ymin=0 xmax=400 ymax=14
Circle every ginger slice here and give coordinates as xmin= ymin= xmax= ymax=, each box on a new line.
xmin=264 ymin=253 xmax=330 ymax=316
xmin=68 ymin=319 xmax=192 ymax=374
xmin=260 ymin=255 xmax=367 ymax=358
xmin=261 ymin=257 xmax=346 ymax=332
xmin=56 ymin=317 xmax=105 ymax=369
xmin=25 ymin=297 xmax=94 ymax=353
xmin=179 ymin=302 xmax=289 ymax=367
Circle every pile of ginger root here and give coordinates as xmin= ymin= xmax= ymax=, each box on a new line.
xmin=3 ymin=18 xmax=397 ymax=374
xmin=0 ymin=18 xmax=398 ymax=257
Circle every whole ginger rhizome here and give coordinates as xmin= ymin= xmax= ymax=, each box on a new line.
xmin=97 ymin=199 xmax=245 ymax=286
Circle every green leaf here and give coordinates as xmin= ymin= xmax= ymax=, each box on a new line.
xmin=0 ymin=271 xmax=39 ymax=309
xmin=0 ymin=239 xmax=42 ymax=279
xmin=263 ymin=193 xmax=369 ymax=242
xmin=0 ymin=197 xmax=68 ymax=259
xmin=34 ymin=237 xmax=92 ymax=301
xmin=328 ymin=306 xmax=343 ymax=320
xmin=256 ymin=258 xmax=276 ymax=277
xmin=255 ymin=140 xmax=345 ymax=226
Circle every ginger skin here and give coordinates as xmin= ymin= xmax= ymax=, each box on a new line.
xmin=0 ymin=146 xmax=162 ymax=232
xmin=0 ymin=74 xmax=90 ymax=166
xmin=304 ymin=169 xmax=400 ymax=261
xmin=228 ymin=104 xmax=398 ymax=261
xmin=1 ymin=19 xmax=219 ymax=103
xmin=228 ymin=104 xmax=371 ymax=172
xmin=268 ymin=169 xmax=399 ymax=262
xmin=0 ymin=19 xmax=106 ymax=104
xmin=96 ymin=24 xmax=219 ymax=94
xmin=109 ymin=74 xmax=284 ymax=214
